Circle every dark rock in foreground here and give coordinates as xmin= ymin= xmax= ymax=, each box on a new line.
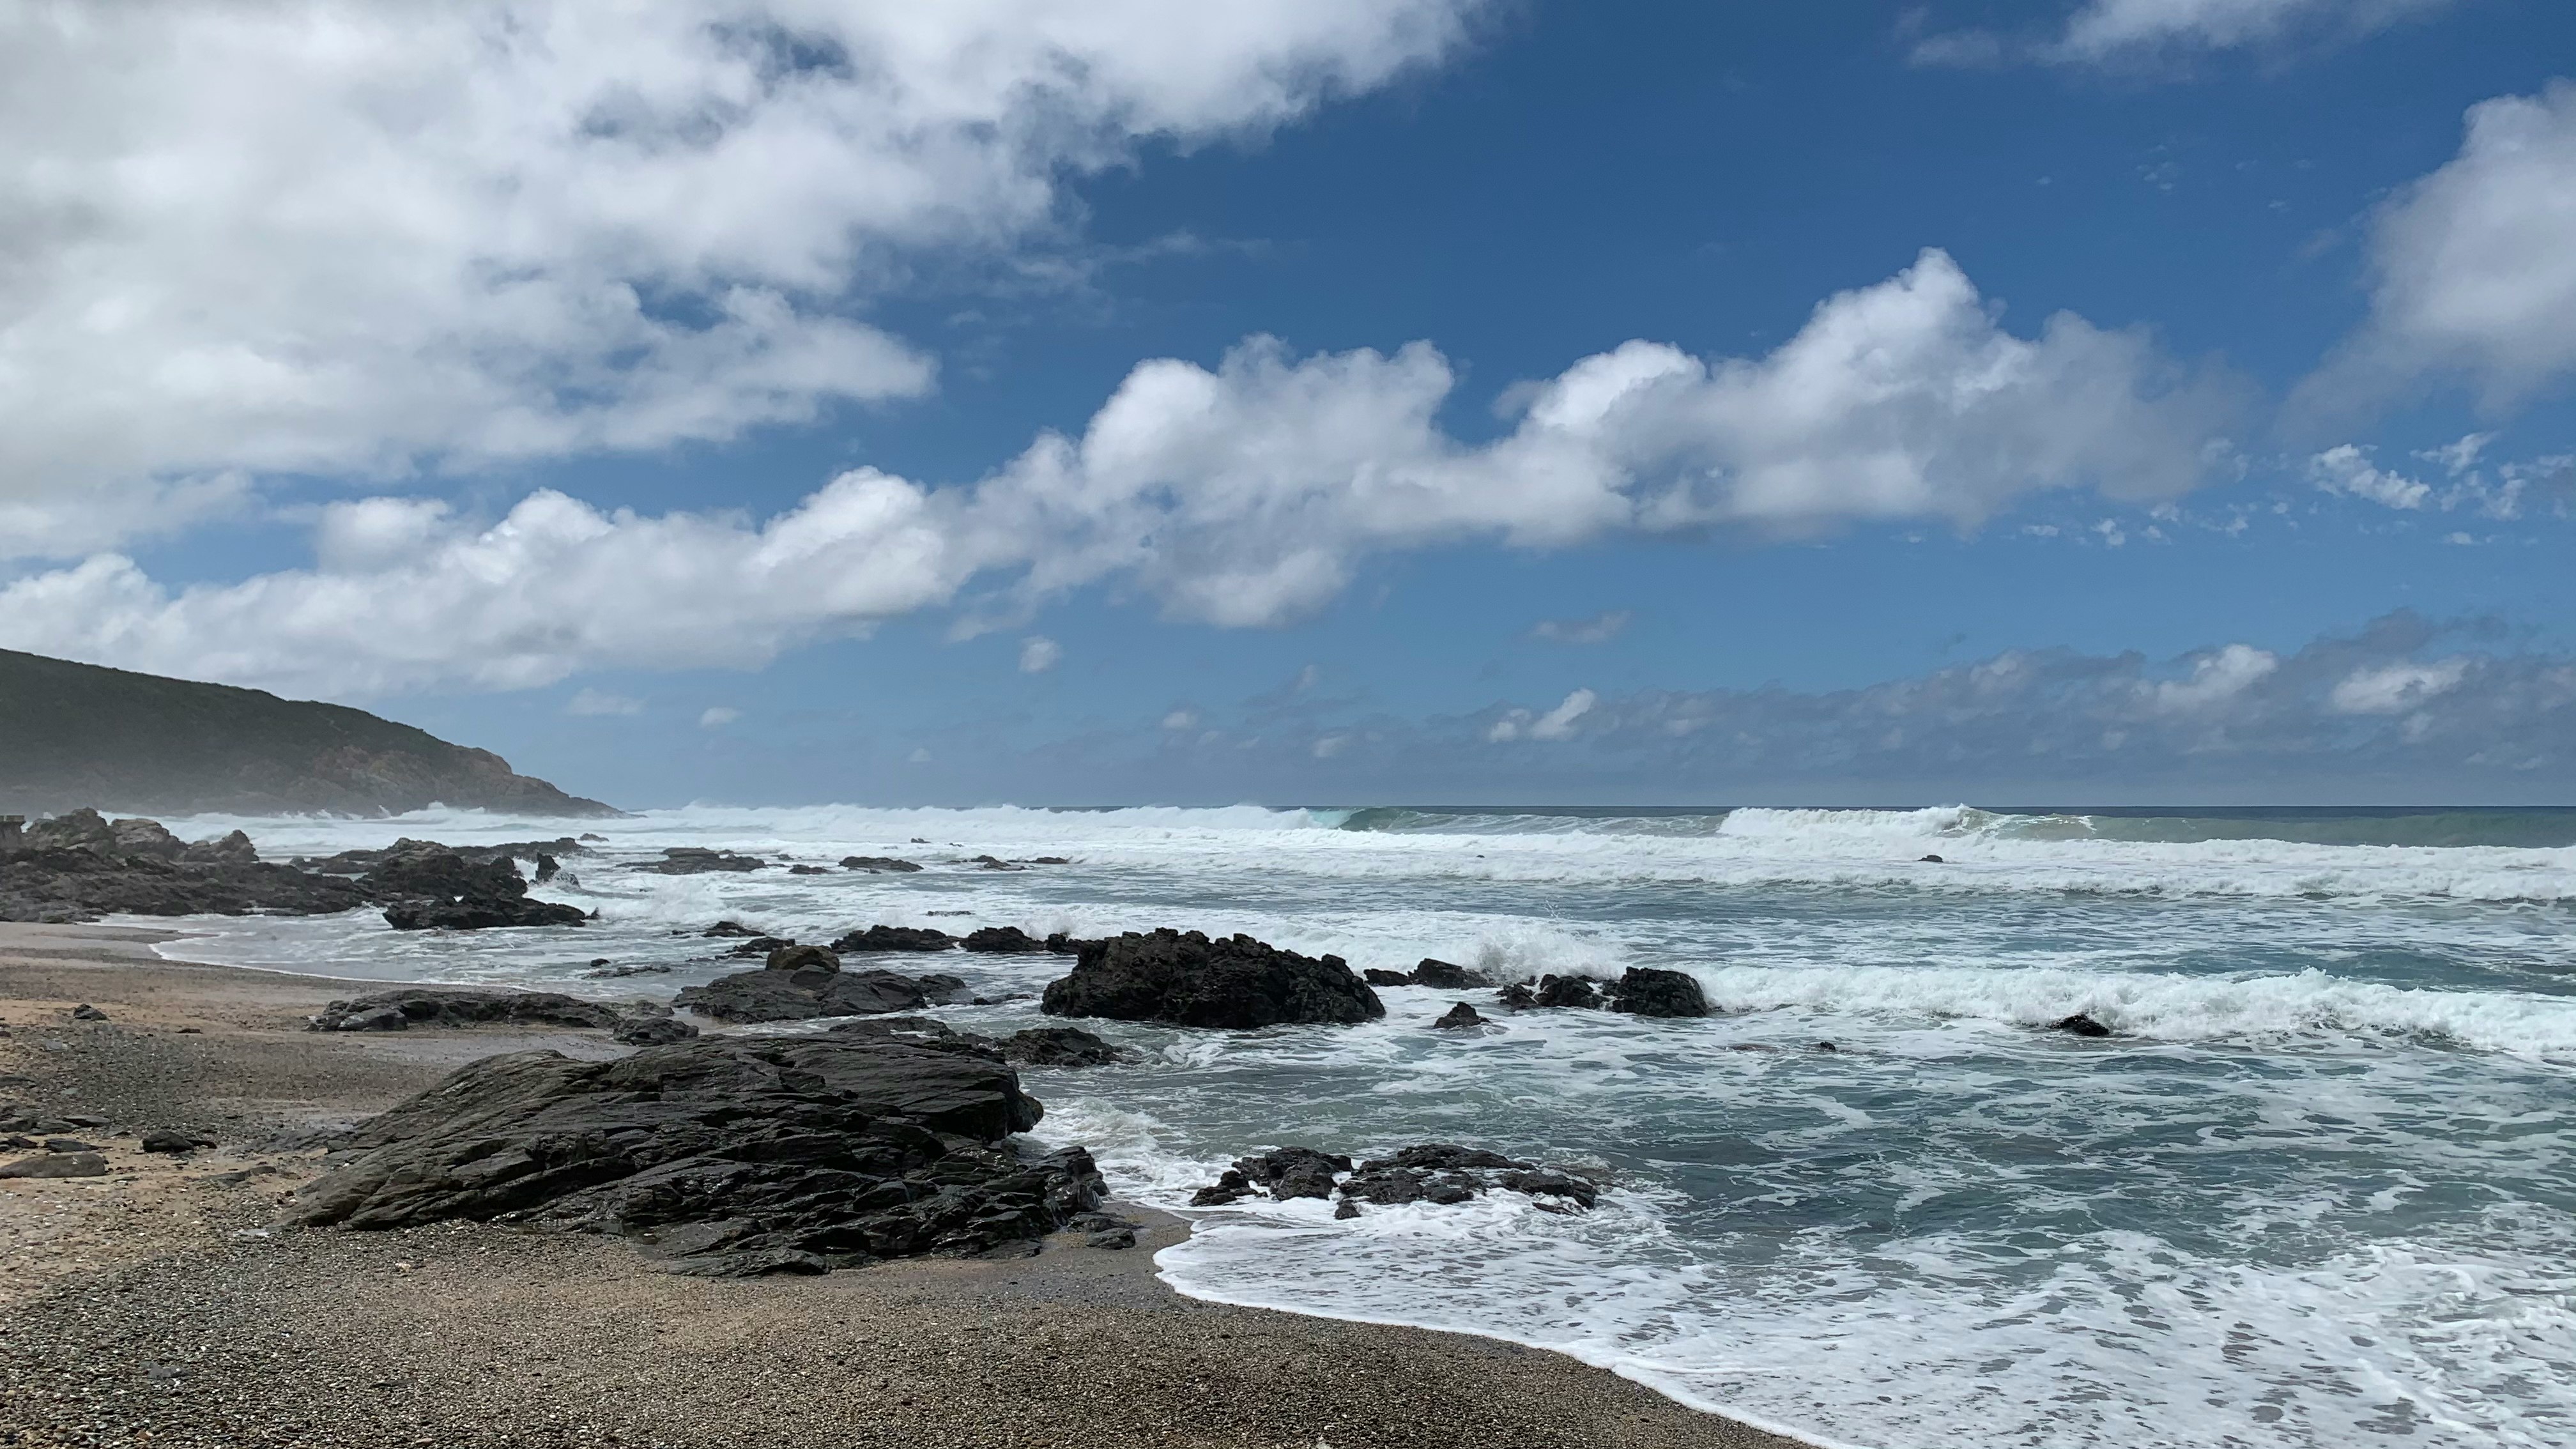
xmin=1040 ymin=930 xmax=1383 ymax=1031
xmin=2051 ymin=1012 xmax=2113 ymax=1038
xmin=613 ymin=1016 xmax=701 ymax=1046
xmin=1604 ymin=967 xmax=1710 ymax=1018
xmin=1 ymin=809 xmax=370 ymax=923
xmin=309 ymin=988 xmax=622 ymax=1033
xmin=1186 ymin=1141 xmax=1600 ymax=1215
xmin=288 ymin=1036 xmax=1104 ymax=1276
xmin=831 ymin=924 xmax=955 ymax=954
xmin=0 ymin=1151 xmax=109 ymax=1179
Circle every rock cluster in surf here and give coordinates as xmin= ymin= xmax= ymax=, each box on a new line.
xmin=0 ymin=809 xmax=368 ymax=923
xmin=1496 ymin=967 xmax=1710 ymax=1018
xmin=1040 ymin=929 xmax=1384 ymax=1029
xmin=290 ymin=1035 xmax=1107 ymax=1276
xmin=1190 ymin=1143 xmax=1601 ymax=1217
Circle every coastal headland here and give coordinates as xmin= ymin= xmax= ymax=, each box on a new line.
xmin=0 ymin=923 xmax=1798 ymax=1448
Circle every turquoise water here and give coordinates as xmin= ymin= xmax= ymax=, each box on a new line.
xmin=138 ymin=803 xmax=2576 ymax=1448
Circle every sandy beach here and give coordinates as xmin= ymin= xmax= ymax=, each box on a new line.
xmin=0 ymin=923 xmax=1799 ymax=1449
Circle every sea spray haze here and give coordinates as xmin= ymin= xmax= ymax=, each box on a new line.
xmin=138 ymin=802 xmax=2576 ymax=1449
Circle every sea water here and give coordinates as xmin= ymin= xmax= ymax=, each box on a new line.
xmin=130 ymin=804 xmax=2576 ymax=1448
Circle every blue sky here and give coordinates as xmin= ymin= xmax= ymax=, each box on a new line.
xmin=3 ymin=1 xmax=2573 ymax=806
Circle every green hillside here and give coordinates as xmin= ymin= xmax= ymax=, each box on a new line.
xmin=0 ymin=649 xmax=615 ymax=818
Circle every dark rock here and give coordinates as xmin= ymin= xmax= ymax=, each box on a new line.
xmin=969 ymin=855 xmax=1023 ymax=871
xmin=724 ymin=935 xmax=794 ymax=957
xmin=764 ymin=944 xmax=841 ymax=975
xmin=382 ymin=895 xmax=588 ymax=931
xmin=787 ymin=864 xmax=831 ymax=875
xmin=1333 ymin=1199 xmax=1361 ymax=1220
xmin=961 ymin=926 xmax=1049 ymax=954
xmin=308 ymin=989 xmax=620 ymax=1033
xmin=1190 ymin=1169 xmax=1253 ymax=1206
xmin=611 ymin=1016 xmax=700 ymax=1047
xmin=1496 ymin=982 xmax=1535 ymax=1009
xmin=1813 ymin=1041 xmax=1838 ymax=1052
xmin=1604 ymin=967 xmax=1710 ymax=1019
xmin=1531 ymin=974 xmax=1602 ymax=1009
xmin=179 ymin=830 xmax=259 ymax=867
xmin=1085 ymin=1226 xmax=1137 ymax=1250
xmin=141 ymin=1130 xmax=213 ymax=1154
xmin=1363 ymin=969 xmax=1412 ymax=988
xmin=839 ymin=856 xmax=923 ymax=873
xmin=0 ymin=1151 xmax=108 ymax=1179
xmin=288 ymin=1036 xmax=1101 ymax=1275
xmin=367 ymin=847 xmax=585 ymax=931
xmin=68 ymin=1003 xmax=107 ymax=1022
xmin=1039 ymin=929 xmax=1383 ymax=1031
xmin=1919 ymin=854 xmax=1945 ymax=864
xmin=916 ymin=973 xmax=969 ymax=1005
xmin=703 ymin=921 xmax=766 ymax=938
xmin=582 ymin=962 xmax=672 ymax=979
xmin=1025 ymin=856 xmax=1071 ymax=866
xmin=829 ymin=925 xmax=954 ymax=954
xmin=1432 ymin=1002 xmax=1486 ymax=1030
xmin=1 ymin=820 xmax=369 ymax=922
xmin=1333 ymin=1143 xmax=1602 ymax=1213
xmin=532 ymin=854 xmax=562 ymax=882
xmin=1409 ymin=958 xmax=1494 ymax=989
xmin=999 ymin=1026 xmax=1126 ymax=1068
xmin=1233 ymin=1147 xmax=1352 ymax=1202
xmin=1041 ymin=933 xmax=1096 ymax=955
xmin=43 ymin=1137 xmax=100 ymax=1153
xmin=675 ymin=967 xmax=932 ymax=1023
xmin=2051 ymin=1013 xmax=2113 ymax=1038
xmin=650 ymin=847 xmax=768 ymax=875
xmin=1496 ymin=1168 xmax=1600 ymax=1210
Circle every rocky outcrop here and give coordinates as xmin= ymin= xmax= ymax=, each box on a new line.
xmin=1432 ymin=1002 xmax=1487 ymax=1030
xmin=840 ymin=856 xmax=922 ymax=873
xmin=288 ymin=1036 xmax=1105 ymax=1276
xmin=651 ymin=847 xmax=767 ymax=875
xmin=830 ymin=925 xmax=955 ymax=954
xmin=2051 ymin=1013 xmax=2113 ymax=1038
xmin=308 ymin=988 xmax=622 ymax=1032
xmin=1365 ymin=958 xmax=1497 ymax=990
xmin=0 ymin=811 xmax=371 ymax=923
xmin=999 ymin=1025 xmax=1126 ymax=1067
xmin=0 ymin=647 xmax=615 ymax=818
xmin=1497 ymin=974 xmax=1602 ymax=1010
xmin=367 ymin=847 xmax=586 ymax=931
xmin=961 ymin=926 xmax=1055 ymax=954
xmin=1039 ymin=930 xmax=1383 ymax=1031
xmin=1605 ymin=967 xmax=1710 ymax=1018
xmin=1186 ymin=1142 xmax=1599 ymax=1216
xmin=674 ymin=945 xmax=962 ymax=1024
xmin=613 ymin=1016 xmax=701 ymax=1046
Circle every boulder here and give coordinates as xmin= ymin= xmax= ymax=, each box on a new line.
xmin=1432 ymin=1002 xmax=1486 ymax=1030
xmin=969 ymin=855 xmax=1023 ymax=871
xmin=702 ymin=921 xmax=766 ymax=938
xmin=613 ymin=1016 xmax=701 ymax=1047
xmin=1232 ymin=1147 xmax=1351 ymax=1201
xmin=141 ymin=1130 xmax=213 ymax=1154
xmin=180 ymin=831 xmax=259 ymax=867
xmin=1041 ymin=933 xmax=1096 ymax=955
xmin=829 ymin=925 xmax=954 ymax=954
xmin=1409 ymin=958 xmax=1494 ymax=990
xmin=383 ymin=896 xmax=588 ymax=931
xmin=1190 ymin=1169 xmax=1253 ymax=1207
xmin=1039 ymin=930 xmax=1384 ymax=1031
xmin=68 ymin=1003 xmax=108 ymax=1022
xmin=288 ymin=1036 xmax=1103 ymax=1276
xmin=1000 ymin=1026 xmax=1126 ymax=1068
xmin=840 ymin=856 xmax=923 ymax=873
xmin=961 ymin=926 xmax=1050 ymax=954
xmin=2051 ymin=1013 xmax=2113 ymax=1038
xmin=1605 ymin=967 xmax=1710 ymax=1019
xmin=367 ymin=848 xmax=586 ymax=931
xmin=1338 ymin=1144 xmax=1598 ymax=1212
xmin=724 ymin=935 xmax=794 ymax=957
xmin=763 ymin=944 xmax=841 ymax=976
xmin=0 ymin=1151 xmax=108 ymax=1179
xmin=675 ymin=967 xmax=932 ymax=1023
xmin=788 ymin=864 xmax=831 ymax=875
xmin=308 ymin=989 xmax=622 ymax=1032
xmin=1363 ymin=969 xmax=1412 ymax=988
xmin=1497 ymin=974 xmax=1604 ymax=1010
xmin=651 ymin=847 xmax=768 ymax=875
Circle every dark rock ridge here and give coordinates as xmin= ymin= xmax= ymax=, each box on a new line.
xmin=613 ymin=1016 xmax=700 ymax=1046
xmin=651 ymin=847 xmax=767 ymax=875
xmin=962 ymin=926 xmax=1073 ymax=955
xmin=2051 ymin=1012 xmax=2114 ymax=1038
xmin=0 ymin=646 xmax=615 ymax=818
xmin=1040 ymin=930 xmax=1384 ymax=1031
xmin=1190 ymin=1142 xmax=1599 ymax=1215
xmin=298 ymin=837 xmax=586 ymax=875
xmin=1604 ymin=967 xmax=1711 ymax=1018
xmin=826 ymin=1017 xmax=1126 ymax=1068
xmin=1365 ymin=957 xmax=1498 ymax=990
xmin=675 ymin=944 xmax=967 ymax=1024
xmin=308 ymin=988 xmax=622 ymax=1033
xmin=831 ymin=924 xmax=955 ymax=954
xmin=1498 ymin=974 xmax=1602 ymax=1011
xmin=0 ymin=808 xmax=369 ymax=923
xmin=288 ymin=1036 xmax=1105 ymax=1276
xmin=840 ymin=856 xmax=922 ymax=873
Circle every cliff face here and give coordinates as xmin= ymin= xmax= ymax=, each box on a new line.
xmin=0 ymin=649 xmax=617 ymax=818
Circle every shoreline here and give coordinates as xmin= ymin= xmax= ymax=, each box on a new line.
xmin=1 ymin=922 xmax=1807 ymax=1448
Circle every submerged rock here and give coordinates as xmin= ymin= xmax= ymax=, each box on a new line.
xmin=1039 ymin=929 xmax=1383 ymax=1031
xmin=999 ymin=1025 xmax=1127 ymax=1067
xmin=2051 ymin=1012 xmax=2114 ymax=1038
xmin=829 ymin=924 xmax=955 ymax=954
xmin=650 ymin=847 xmax=768 ymax=875
xmin=1184 ymin=1140 xmax=1600 ymax=1214
xmin=288 ymin=1036 xmax=1104 ymax=1276
xmin=1604 ymin=967 xmax=1710 ymax=1019
xmin=308 ymin=989 xmax=621 ymax=1032
xmin=1432 ymin=1002 xmax=1487 ymax=1030
xmin=1232 ymin=1146 xmax=1351 ymax=1201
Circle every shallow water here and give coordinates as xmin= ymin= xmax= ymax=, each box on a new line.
xmin=134 ymin=802 xmax=2576 ymax=1448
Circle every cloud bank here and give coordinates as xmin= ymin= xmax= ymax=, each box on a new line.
xmin=0 ymin=251 xmax=2246 ymax=696
xmin=0 ymin=0 xmax=1481 ymax=557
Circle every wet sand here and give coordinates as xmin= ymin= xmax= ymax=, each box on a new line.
xmin=0 ymin=923 xmax=1804 ymax=1448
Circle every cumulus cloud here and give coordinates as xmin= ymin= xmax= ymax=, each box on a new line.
xmin=2303 ymin=83 xmax=2576 ymax=413
xmin=1018 ymin=636 xmax=1062 ymax=673
xmin=1912 ymin=0 xmax=2464 ymax=68
xmin=2329 ymin=658 xmax=2469 ymax=714
xmin=1531 ymin=610 xmax=1632 ymax=644
xmin=0 ymin=251 xmax=2246 ymax=697
xmin=0 ymin=0 xmax=1482 ymax=555
xmin=2146 ymin=643 xmax=2279 ymax=712
xmin=1489 ymin=688 xmax=1597 ymax=742
xmin=2308 ymin=444 xmax=2430 ymax=509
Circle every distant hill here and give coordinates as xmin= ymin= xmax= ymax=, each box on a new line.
xmin=0 ymin=649 xmax=617 ymax=818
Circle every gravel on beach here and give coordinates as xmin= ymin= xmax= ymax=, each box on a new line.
xmin=0 ymin=924 xmax=1800 ymax=1449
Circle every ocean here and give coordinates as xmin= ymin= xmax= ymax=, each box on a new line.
xmin=130 ymin=802 xmax=2576 ymax=1448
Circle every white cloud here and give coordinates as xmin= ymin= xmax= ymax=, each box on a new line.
xmin=699 ymin=706 xmax=743 ymax=728
xmin=2148 ymin=643 xmax=2279 ymax=712
xmin=1018 ymin=635 xmax=1062 ymax=673
xmin=565 ymin=687 xmax=643 ymax=717
xmin=1491 ymin=687 xmax=1597 ymax=742
xmin=1531 ymin=610 xmax=1632 ymax=644
xmin=1914 ymin=0 xmax=2464 ymax=68
xmin=0 ymin=0 xmax=1483 ymax=555
xmin=0 ymin=252 xmax=2246 ymax=697
xmin=2308 ymin=443 xmax=2430 ymax=510
xmin=1161 ymin=708 xmax=1200 ymax=730
xmin=2328 ymin=658 xmax=2469 ymax=715
xmin=2416 ymin=432 xmax=2496 ymax=477
xmin=2305 ymin=83 xmax=2576 ymax=412
xmin=908 ymin=746 xmax=933 ymax=764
